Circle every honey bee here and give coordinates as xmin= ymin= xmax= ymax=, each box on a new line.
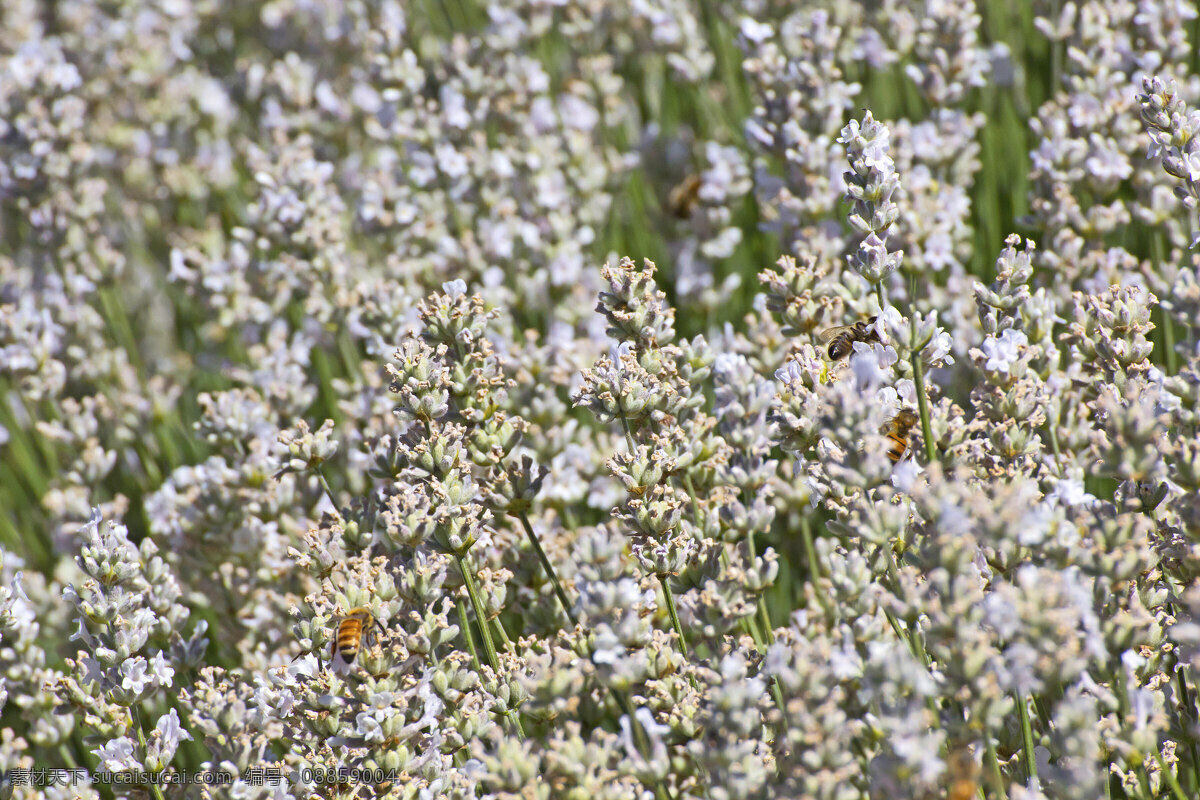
xmin=882 ymin=409 xmax=919 ymax=463
xmin=331 ymin=607 xmax=384 ymax=665
xmin=945 ymin=745 xmax=980 ymax=800
xmin=948 ymin=776 xmax=978 ymax=800
xmin=818 ymin=316 xmax=880 ymax=361
xmin=666 ymin=173 xmax=703 ymax=218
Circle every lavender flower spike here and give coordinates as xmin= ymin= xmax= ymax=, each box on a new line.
xmin=840 ymin=111 xmax=904 ymax=283
xmin=1138 ymin=75 xmax=1200 ymax=247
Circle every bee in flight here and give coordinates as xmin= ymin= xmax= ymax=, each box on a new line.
xmin=819 ymin=316 xmax=881 ymax=361
xmin=945 ymin=745 xmax=980 ymax=800
xmin=331 ymin=607 xmax=385 ymax=665
xmin=882 ymin=409 xmax=919 ymax=463
xmin=666 ymin=173 xmax=703 ymax=219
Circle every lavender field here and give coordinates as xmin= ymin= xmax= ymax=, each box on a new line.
xmin=3 ymin=1 xmax=1200 ymax=798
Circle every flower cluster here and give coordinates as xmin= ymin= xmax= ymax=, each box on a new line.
xmin=4 ymin=2 xmax=1200 ymax=799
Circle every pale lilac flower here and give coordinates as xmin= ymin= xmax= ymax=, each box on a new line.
xmin=980 ymin=328 xmax=1028 ymax=373
xmin=144 ymin=709 xmax=193 ymax=771
xmin=1045 ymin=478 xmax=1095 ymax=507
xmin=94 ymin=738 xmax=142 ymax=772
xmin=775 ymin=355 xmax=821 ymax=385
xmin=4 ymin=5 xmax=1200 ymax=795
xmin=875 ymin=306 xmax=905 ymax=344
xmin=924 ymin=326 xmax=955 ymax=366
xmin=355 ymin=712 xmax=385 ymax=741
xmin=739 ymin=17 xmax=774 ymax=45
xmin=849 ymin=347 xmax=891 ymax=392
xmin=148 ymin=651 xmax=175 ymax=687
xmin=591 ymin=630 xmax=626 ymax=665
xmin=891 ymin=458 xmax=923 ymax=491
xmin=1183 ymin=149 xmax=1200 ymax=183
xmin=5 ymin=572 xmax=35 ymax=628
xmin=119 ymin=657 xmax=152 ymax=695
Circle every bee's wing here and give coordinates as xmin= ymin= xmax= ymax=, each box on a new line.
xmin=881 ymin=411 xmax=916 ymax=435
xmin=818 ymin=324 xmax=854 ymax=343
xmin=669 ymin=174 xmax=702 ymax=201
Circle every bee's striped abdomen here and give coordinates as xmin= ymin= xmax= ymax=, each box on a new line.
xmin=331 ymin=608 xmax=375 ymax=664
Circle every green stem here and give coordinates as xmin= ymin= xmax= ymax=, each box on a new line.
xmin=984 ymin=733 xmax=1008 ymax=800
xmin=1136 ymin=765 xmax=1154 ymax=800
xmin=721 ymin=547 xmax=763 ymax=646
xmin=493 ymin=617 xmax=514 ymax=653
xmin=457 ymin=597 xmax=482 ymax=672
xmin=683 ymin=475 xmax=702 ymax=528
xmin=132 ymin=706 xmax=167 ymax=800
xmin=1163 ymin=588 xmax=1200 ymax=795
xmin=755 ymin=595 xmax=774 ymax=645
xmin=1049 ymin=0 xmax=1063 ymax=92
xmin=614 ymin=690 xmax=675 ymax=800
xmin=151 ymin=423 xmax=181 ymax=473
xmin=1164 ymin=310 xmax=1179 ymax=376
xmin=457 ymin=553 xmax=500 ymax=671
xmin=658 ymin=575 xmax=688 ymax=657
xmin=131 ymin=439 xmax=163 ymax=487
xmin=1157 ymin=750 xmax=1190 ymax=800
xmin=726 ymin=544 xmax=789 ymax=723
xmin=619 ymin=414 xmax=637 ymax=454
xmin=768 ymin=676 xmax=790 ymax=731
xmin=746 ymin=529 xmax=774 ymax=644
xmin=615 ymin=691 xmax=650 ymax=754
xmin=517 ymin=511 xmax=578 ymax=626
xmin=910 ymin=332 xmax=937 ymax=464
xmin=1152 ymin=232 xmax=1178 ymax=376
xmin=875 ymin=280 xmax=886 ymax=310
xmin=800 ymin=514 xmax=821 ymax=577
xmin=882 ymin=546 xmax=930 ymax=666
xmin=1176 ymin=665 xmax=1200 ymax=794
xmin=460 ymin=552 xmax=523 ymax=741
xmin=743 ymin=595 xmax=765 ymax=646
xmin=883 ymin=608 xmax=915 ymax=659
xmin=461 ymin=566 xmax=525 ymax=737
xmin=58 ymin=743 xmax=78 ymax=770
xmin=800 ymin=514 xmax=831 ymax=614
xmin=1045 ymin=412 xmax=1062 ymax=469
xmin=314 ymin=466 xmax=338 ymax=511
xmin=451 ymin=554 xmax=523 ymax=743
xmin=611 ymin=364 xmax=638 ymax=454
xmin=1015 ymin=690 xmax=1038 ymax=783
xmin=98 ymin=285 xmax=145 ymax=376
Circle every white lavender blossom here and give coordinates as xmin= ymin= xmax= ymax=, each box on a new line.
xmin=3 ymin=3 xmax=1200 ymax=798
xmin=840 ymin=112 xmax=904 ymax=285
